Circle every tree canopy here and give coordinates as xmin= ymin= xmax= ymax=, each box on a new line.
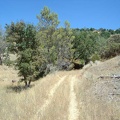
xmin=5 ymin=21 xmax=42 ymax=87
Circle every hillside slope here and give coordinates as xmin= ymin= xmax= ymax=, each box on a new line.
xmin=0 ymin=56 xmax=120 ymax=120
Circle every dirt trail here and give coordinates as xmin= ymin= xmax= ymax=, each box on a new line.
xmin=33 ymin=76 xmax=67 ymax=120
xmin=68 ymin=76 xmax=79 ymax=120
xmin=33 ymin=73 xmax=81 ymax=120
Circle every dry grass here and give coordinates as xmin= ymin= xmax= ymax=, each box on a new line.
xmin=0 ymin=65 xmax=19 ymax=82
xmin=75 ymin=56 xmax=120 ymax=120
xmin=0 ymin=70 xmax=70 ymax=120
xmin=0 ymin=56 xmax=120 ymax=120
xmin=75 ymin=76 xmax=120 ymax=120
xmin=37 ymin=75 xmax=70 ymax=120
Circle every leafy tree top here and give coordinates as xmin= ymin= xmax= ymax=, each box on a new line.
xmin=37 ymin=6 xmax=60 ymax=30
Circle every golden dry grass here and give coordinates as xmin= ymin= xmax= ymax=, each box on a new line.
xmin=75 ymin=56 xmax=120 ymax=120
xmin=0 ymin=56 xmax=120 ymax=120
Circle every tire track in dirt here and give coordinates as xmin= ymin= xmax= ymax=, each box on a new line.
xmin=68 ymin=76 xmax=79 ymax=120
xmin=33 ymin=75 xmax=66 ymax=120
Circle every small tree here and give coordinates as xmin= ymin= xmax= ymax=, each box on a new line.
xmin=36 ymin=6 xmax=59 ymax=64
xmin=53 ymin=21 xmax=75 ymax=65
xmin=36 ymin=7 xmax=74 ymax=72
xmin=101 ymin=34 xmax=120 ymax=58
xmin=6 ymin=21 xmax=41 ymax=87
xmin=73 ymin=30 xmax=99 ymax=63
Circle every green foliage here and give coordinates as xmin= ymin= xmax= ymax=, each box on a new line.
xmin=0 ymin=27 xmax=7 ymax=65
xmin=2 ymin=51 xmax=14 ymax=66
xmin=3 ymin=58 xmax=13 ymax=66
xmin=99 ymin=28 xmax=111 ymax=38
xmin=115 ymin=28 xmax=120 ymax=34
xmin=90 ymin=52 xmax=100 ymax=62
xmin=37 ymin=6 xmax=59 ymax=30
xmin=36 ymin=7 xmax=74 ymax=72
xmin=53 ymin=21 xmax=75 ymax=62
xmin=100 ymin=34 xmax=120 ymax=58
xmin=36 ymin=7 xmax=59 ymax=65
xmin=72 ymin=28 xmax=120 ymax=63
xmin=5 ymin=21 xmax=41 ymax=87
xmin=73 ymin=30 xmax=99 ymax=63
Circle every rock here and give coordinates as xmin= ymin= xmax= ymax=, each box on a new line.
xmin=95 ymin=60 xmax=101 ymax=65
xmin=83 ymin=63 xmax=92 ymax=70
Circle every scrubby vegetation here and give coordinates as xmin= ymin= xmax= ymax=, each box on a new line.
xmin=0 ymin=6 xmax=120 ymax=86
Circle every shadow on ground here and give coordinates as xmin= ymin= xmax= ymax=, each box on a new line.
xmin=5 ymin=84 xmax=35 ymax=93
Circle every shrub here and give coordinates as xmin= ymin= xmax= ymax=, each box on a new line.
xmin=90 ymin=52 xmax=100 ymax=62
xmin=100 ymin=34 xmax=120 ymax=59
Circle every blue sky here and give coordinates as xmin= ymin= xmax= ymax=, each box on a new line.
xmin=0 ymin=0 xmax=120 ymax=29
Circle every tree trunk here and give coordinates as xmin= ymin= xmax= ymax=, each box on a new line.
xmin=25 ymin=81 xmax=28 ymax=87
xmin=24 ymin=80 xmax=31 ymax=88
xmin=28 ymin=80 xmax=31 ymax=87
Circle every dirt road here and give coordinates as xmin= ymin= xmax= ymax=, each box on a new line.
xmin=32 ymin=72 xmax=81 ymax=120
